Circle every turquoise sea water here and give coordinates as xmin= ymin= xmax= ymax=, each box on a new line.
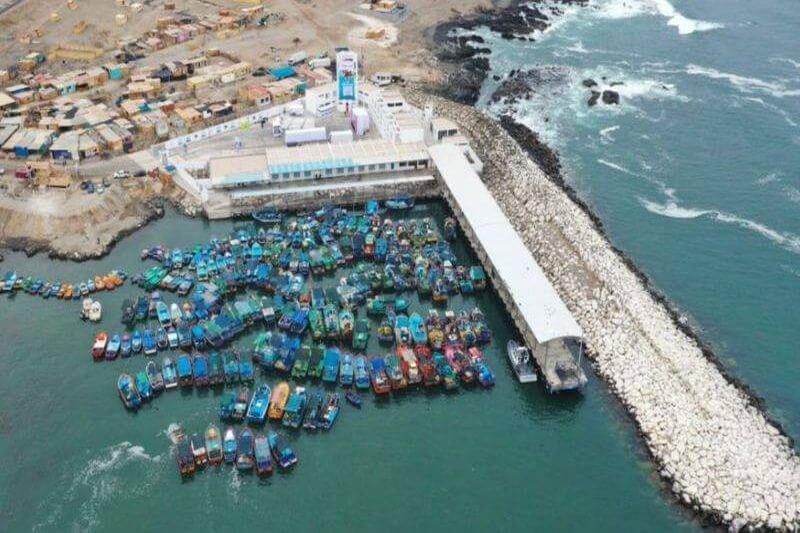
xmin=0 ymin=205 xmax=695 ymax=531
xmin=477 ymin=0 xmax=800 ymax=435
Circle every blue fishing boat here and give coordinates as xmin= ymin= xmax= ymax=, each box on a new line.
xmin=236 ymin=428 xmax=255 ymax=472
xmin=339 ymin=353 xmax=354 ymax=387
xmin=354 ymin=355 xmax=370 ymax=389
xmin=320 ymin=392 xmax=340 ymax=431
xmin=219 ymin=391 xmax=236 ymax=420
xmin=370 ymin=357 xmax=391 ymax=394
xmin=224 ymin=351 xmax=240 ymax=383
xmin=177 ymin=354 xmax=193 ymax=387
xmin=117 ymin=373 xmax=141 ymax=410
xmin=106 ymin=334 xmax=121 ymax=360
xmin=322 ymin=347 xmax=340 ymax=383
xmin=385 ymin=194 xmax=414 ymax=210
xmin=223 ymin=427 xmax=237 ymax=464
xmin=246 ymin=383 xmax=271 ymax=425
xmin=394 ymin=314 xmax=411 ymax=345
xmin=469 ymin=347 xmax=496 ymax=388
xmin=177 ymin=324 xmax=192 ymax=349
xmin=135 ymin=371 xmax=153 ymax=401
xmin=193 ymin=353 xmax=209 ymax=386
xmin=131 ymin=330 xmax=143 ymax=354
xmin=192 ymin=325 xmax=205 ymax=350
xmin=145 ymin=360 xmax=164 ymax=393
xmin=409 ymin=313 xmax=427 ymax=345
xmin=167 ymin=327 xmax=179 ymax=349
xmin=268 ymin=431 xmax=297 ymax=470
xmin=156 ymin=301 xmax=171 ymax=326
xmin=282 ymin=386 xmax=307 ymax=429
xmin=156 ymin=326 xmax=168 ymax=350
xmin=162 ymin=356 xmax=178 ymax=389
xmin=345 ymin=390 xmax=362 ymax=408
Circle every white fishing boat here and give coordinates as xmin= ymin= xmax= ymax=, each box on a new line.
xmin=88 ymin=301 xmax=102 ymax=322
xmin=506 ymin=340 xmax=537 ymax=383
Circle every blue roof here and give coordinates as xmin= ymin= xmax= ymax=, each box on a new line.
xmin=270 ymin=66 xmax=296 ymax=80
xmin=269 ymin=158 xmax=354 ymax=175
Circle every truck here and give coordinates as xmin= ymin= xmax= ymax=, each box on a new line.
xmin=287 ymin=51 xmax=308 ymax=66
xmin=369 ymin=72 xmax=395 ymax=87
xmin=308 ymin=57 xmax=331 ymax=69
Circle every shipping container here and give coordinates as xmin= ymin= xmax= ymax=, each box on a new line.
xmin=284 ymin=127 xmax=326 ymax=146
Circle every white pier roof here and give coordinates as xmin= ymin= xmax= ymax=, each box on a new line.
xmin=430 ymin=143 xmax=583 ymax=344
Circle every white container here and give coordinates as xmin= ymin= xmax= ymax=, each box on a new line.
xmin=287 ymin=51 xmax=308 ymax=66
xmin=284 ymin=127 xmax=326 ymax=146
xmin=350 ymin=107 xmax=369 ymax=136
xmin=329 ymin=130 xmax=353 ymax=144
xmin=309 ymin=57 xmax=331 ymax=69
xmin=286 ymin=102 xmax=304 ymax=116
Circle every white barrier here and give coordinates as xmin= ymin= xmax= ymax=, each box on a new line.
xmin=163 ymin=104 xmax=288 ymax=151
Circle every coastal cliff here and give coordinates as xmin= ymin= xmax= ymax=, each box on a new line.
xmin=405 ymin=87 xmax=800 ymax=530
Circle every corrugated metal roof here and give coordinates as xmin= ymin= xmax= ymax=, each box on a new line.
xmin=429 ymin=143 xmax=583 ymax=344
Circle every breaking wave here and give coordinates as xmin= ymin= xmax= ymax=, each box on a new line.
xmin=649 ymin=0 xmax=724 ymax=35
xmin=686 ymin=64 xmax=800 ymax=98
xmin=592 ymin=0 xmax=723 ymax=35
xmin=639 ymin=197 xmax=800 ymax=254
xmin=740 ymin=96 xmax=798 ymax=128
xmin=600 ymin=125 xmax=620 ymax=142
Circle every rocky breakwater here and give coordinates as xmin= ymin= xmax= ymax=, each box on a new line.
xmin=405 ymin=88 xmax=800 ymax=530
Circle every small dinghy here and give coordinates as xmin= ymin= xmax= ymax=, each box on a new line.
xmin=345 ymin=390 xmax=362 ymax=408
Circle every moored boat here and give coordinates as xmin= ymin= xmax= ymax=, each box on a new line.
xmin=233 ymin=387 xmax=250 ymax=421
xmin=223 ymin=427 xmax=237 ymax=464
xmin=135 ymin=371 xmax=153 ymax=401
xmin=506 ymin=340 xmax=537 ymax=383
xmin=369 ymin=357 xmax=391 ymax=394
xmin=320 ymin=392 xmax=340 ymax=430
xmin=282 ymin=386 xmax=308 ymax=429
xmin=268 ymin=430 xmax=297 ymax=470
xmin=176 ymin=434 xmax=195 ymax=477
xmin=192 ymin=353 xmax=209 ymax=386
xmin=246 ymin=383 xmax=271 ymax=425
xmin=268 ymin=381 xmax=290 ymax=420
xmin=345 ymin=390 xmax=362 ymax=408
xmin=145 ymin=360 xmax=164 ymax=393
xmin=106 ymin=334 xmax=121 ymax=360
xmin=236 ymin=428 xmax=255 ymax=472
xmin=254 ymin=434 xmax=274 ymax=476
xmin=354 ymin=355 xmax=370 ymax=389
xmin=384 ymin=353 xmax=407 ymax=390
xmin=117 ymin=373 xmax=141 ymax=410
xmin=190 ymin=433 xmax=208 ymax=467
xmin=339 ymin=353 xmax=354 ymax=387
xmin=205 ymin=424 xmax=224 ymax=465
xmin=162 ymin=356 xmax=178 ymax=389
xmin=177 ymin=354 xmax=193 ymax=387
xmin=322 ymin=347 xmax=340 ymax=383
xmin=91 ymin=332 xmax=108 ymax=361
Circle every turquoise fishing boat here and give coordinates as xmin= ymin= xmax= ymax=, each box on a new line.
xmin=339 ymin=353 xmax=354 ymax=387
xmin=322 ymin=347 xmax=340 ymax=383
xmin=409 ymin=312 xmax=427 ymax=345
xmin=246 ymin=383 xmax=271 ymax=425
xmin=282 ymin=386 xmax=308 ymax=429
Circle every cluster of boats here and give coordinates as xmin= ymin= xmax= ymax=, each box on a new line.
xmin=168 ymin=423 xmax=297 ymax=478
xmin=1 ymin=270 xmax=127 ymax=300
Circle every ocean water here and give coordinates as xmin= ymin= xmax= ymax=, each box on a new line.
xmin=0 ymin=205 xmax=696 ymax=531
xmin=475 ymin=0 xmax=800 ymax=436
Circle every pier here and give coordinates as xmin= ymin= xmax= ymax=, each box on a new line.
xmin=429 ymin=143 xmax=587 ymax=392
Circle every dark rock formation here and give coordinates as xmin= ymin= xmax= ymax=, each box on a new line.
xmin=601 ymin=90 xmax=620 ymax=105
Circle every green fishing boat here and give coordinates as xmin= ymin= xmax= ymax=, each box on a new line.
xmin=353 ymin=318 xmax=369 ymax=351
xmin=308 ymin=343 xmax=325 ymax=379
xmin=323 ymin=305 xmax=339 ymax=340
xmin=291 ymin=344 xmax=311 ymax=379
xmin=309 ymin=308 xmax=325 ymax=341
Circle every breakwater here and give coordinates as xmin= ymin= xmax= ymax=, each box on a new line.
xmin=406 ymin=87 xmax=800 ymax=530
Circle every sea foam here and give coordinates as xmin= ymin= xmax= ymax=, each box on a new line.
xmin=686 ymin=64 xmax=800 ymax=98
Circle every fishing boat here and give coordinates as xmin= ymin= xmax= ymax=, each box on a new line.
xmin=106 ymin=334 xmax=121 ymax=360
xmin=506 ymin=340 xmax=537 ymax=383
xmin=416 ymin=346 xmax=441 ymax=387
xmin=120 ymin=334 xmax=132 ymax=358
xmin=398 ymin=344 xmax=422 ymax=385
xmin=320 ymin=393 xmax=340 ymax=430
xmin=131 ymin=330 xmax=143 ymax=354
xmin=323 ymin=305 xmax=339 ymax=340
xmin=377 ymin=318 xmax=394 ymax=343
xmin=219 ymin=391 xmax=236 ymax=421
xmin=434 ymin=353 xmax=459 ymax=391
xmin=384 ymin=353 xmax=407 ymax=390
xmin=254 ymin=434 xmax=274 ymax=476
xmin=233 ymin=387 xmax=250 ymax=421
xmin=236 ymin=428 xmax=255 ymax=472
xmin=385 ymin=194 xmax=414 ymax=210
xmin=166 ymin=327 xmax=179 ymax=349
xmin=246 ymin=383 xmax=271 ymax=425
xmin=469 ymin=347 xmax=496 ymax=388
xmin=303 ymin=391 xmax=323 ymax=430
xmin=121 ymin=299 xmax=135 ymax=324
xmin=135 ymin=296 xmax=149 ymax=321
xmin=339 ymin=353 xmax=354 ymax=386
xmin=162 ymin=356 xmax=178 ymax=389
xmin=193 ymin=353 xmax=209 ymax=386
xmin=354 ymin=355 xmax=370 ymax=389
xmin=394 ymin=314 xmax=411 ymax=345
xmin=369 ymin=357 xmax=391 ymax=394
xmin=268 ymin=431 xmax=297 ymax=470
xmin=338 ymin=309 xmax=354 ymax=342
xmin=321 ymin=347 xmax=340 ymax=383
xmin=409 ymin=313 xmax=428 ymax=345
xmin=224 ymin=351 xmax=240 ymax=383
xmin=208 ymin=351 xmax=224 ymax=385
xmin=88 ymin=300 xmax=102 ymax=322
xmin=205 ymin=424 xmax=224 ymax=465
xmin=117 ymin=373 xmax=141 ymax=410
xmin=91 ymin=332 xmax=108 ymax=361
xmin=223 ymin=427 xmax=237 ymax=464
xmin=239 ymin=357 xmax=254 ymax=382
xmin=189 ymin=433 xmax=208 ymax=467
xmin=282 ymin=386 xmax=308 ymax=429
xmin=145 ymin=360 xmax=164 ymax=393
xmin=291 ymin=344 xmax=311 ymax=379
xmin=177 ymin=324 xmax=192 ymax=349
xmin=268 ymin=382 xmax=291 ymax=420
xmin=176 ymin=435 xmax=196 ymax=477
xmin=309 ymin=308 xmax=325 ymax=341
xmin=352 ymin=319 xmax=369 ymax=351
xmin=156 ymin=301 xmax=171 ymax=326
xmin=135 ymin=371 xmax=153 ymax=401
xmin=156 ymin=326 xmax=168 ymax=350
xmin=167 ymin=423 xmax=185 ymax=446
xmin=177 ymin=354 xmax=193 ymax=387
xmin=308 ymin=344 xmax=325 ymax=379
xmin=345 ymin=390 xmax=362 ymax=408
xmin=444 ymin=217 xmax=457 ymax=240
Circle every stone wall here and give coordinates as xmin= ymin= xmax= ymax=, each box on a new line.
xmin=406 ymin=88 xmax=800 ymax=530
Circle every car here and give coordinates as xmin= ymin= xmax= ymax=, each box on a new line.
xmin=113 ymin=170 xmax=131 ymax=179
xmin=96 ymin=185 xmax=105 ymax=194
xmin=252 ymin=67 xmax=268 ymax=77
